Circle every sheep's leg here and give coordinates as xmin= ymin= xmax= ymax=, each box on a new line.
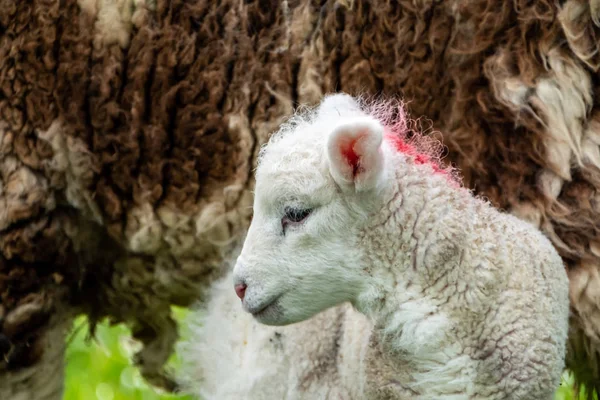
xmin=0 ymin=313 xmax=73 ymax=400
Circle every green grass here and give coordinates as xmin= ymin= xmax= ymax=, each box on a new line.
xmin=63 ymin=310 xmax=597 ymax=400
xmin=63 ymin=308 xmax=192 ymax=400
xmin=555 ymin=371 xmax=598 ymax=400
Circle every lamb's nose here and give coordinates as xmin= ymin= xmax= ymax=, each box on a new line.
xmin=234 ymin=283 xmax=247 ymax=300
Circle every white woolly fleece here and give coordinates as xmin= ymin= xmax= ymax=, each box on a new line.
xmin=178 ymin=93 xmax=570 ymax=400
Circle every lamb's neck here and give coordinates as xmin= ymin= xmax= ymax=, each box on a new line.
xmin=355 ymin=164 xmax=473 ymax=356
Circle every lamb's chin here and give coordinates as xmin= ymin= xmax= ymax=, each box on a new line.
xmin=250 ymin=297 xmax=287 ymax=325
xmin=256 ymin=302 xmax=327 ymax=328
xmin=251 ymin=296 xmax=311 ymax=326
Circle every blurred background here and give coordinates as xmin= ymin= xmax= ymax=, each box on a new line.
xmin=61 ymin=310 xmax=596 ymax=400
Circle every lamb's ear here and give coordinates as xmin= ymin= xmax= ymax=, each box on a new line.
xmin=326 ymin=117 xmax=385 ymax=192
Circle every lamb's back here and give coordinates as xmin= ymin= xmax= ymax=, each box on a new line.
xmin=459 ymin=204 xmax=570 ymax=399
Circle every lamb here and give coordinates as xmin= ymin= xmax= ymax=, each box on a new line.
xmin=179 ymin=93 xmax=571 ymax=399
xmin=4 ymin=1 xmax=600 ymax=397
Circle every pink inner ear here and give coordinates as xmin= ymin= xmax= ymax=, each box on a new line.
xmin=340 ymin=136 xmax=362 ymax=177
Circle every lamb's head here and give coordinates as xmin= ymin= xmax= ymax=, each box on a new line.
xmin=233 ymin=93 xmax=442 ymax=326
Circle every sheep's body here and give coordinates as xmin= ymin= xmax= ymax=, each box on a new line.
xmin=180 ymin=94 xmax=570 ymax=399
xmin=2 ymin=0 xmax=600 ymax=397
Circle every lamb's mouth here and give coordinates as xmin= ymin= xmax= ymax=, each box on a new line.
xmin=247 ymin=294 xmax=282 ymax=318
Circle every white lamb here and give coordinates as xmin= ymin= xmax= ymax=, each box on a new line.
xmin=179 ymin=93 xmax=570 ymax=399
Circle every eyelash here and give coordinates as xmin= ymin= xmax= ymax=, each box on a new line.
xmin=282 ymin=207 xmax=312 ymax=233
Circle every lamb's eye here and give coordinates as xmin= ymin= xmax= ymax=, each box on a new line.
xmin=282 ymin=207 xmax=312 ymax=231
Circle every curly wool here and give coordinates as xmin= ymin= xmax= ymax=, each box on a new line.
xmin=1 ymin=0 xmax=600 ymax=397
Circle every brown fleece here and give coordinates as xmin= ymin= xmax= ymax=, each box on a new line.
xmin=1 ymin=0 xmax=599 ymax=397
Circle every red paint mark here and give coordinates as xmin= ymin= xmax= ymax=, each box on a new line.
xmin=364 ymin=99 xmax=458 ymax=185
xmin=385 ymin=131 xmax=413 ymax=154
xmin=384 ymin=130 xmax=447 ymax=176
xmin=414 ymin=154 xmax=428 ymax=165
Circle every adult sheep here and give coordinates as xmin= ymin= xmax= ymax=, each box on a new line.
xmin=178 ymin=93 xmax=571 ymax=399
xmin=1 ymin=0 xmax=599 ymax=398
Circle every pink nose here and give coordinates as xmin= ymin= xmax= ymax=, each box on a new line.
xmin=235 ymin=283 xmax=247 ymax=300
